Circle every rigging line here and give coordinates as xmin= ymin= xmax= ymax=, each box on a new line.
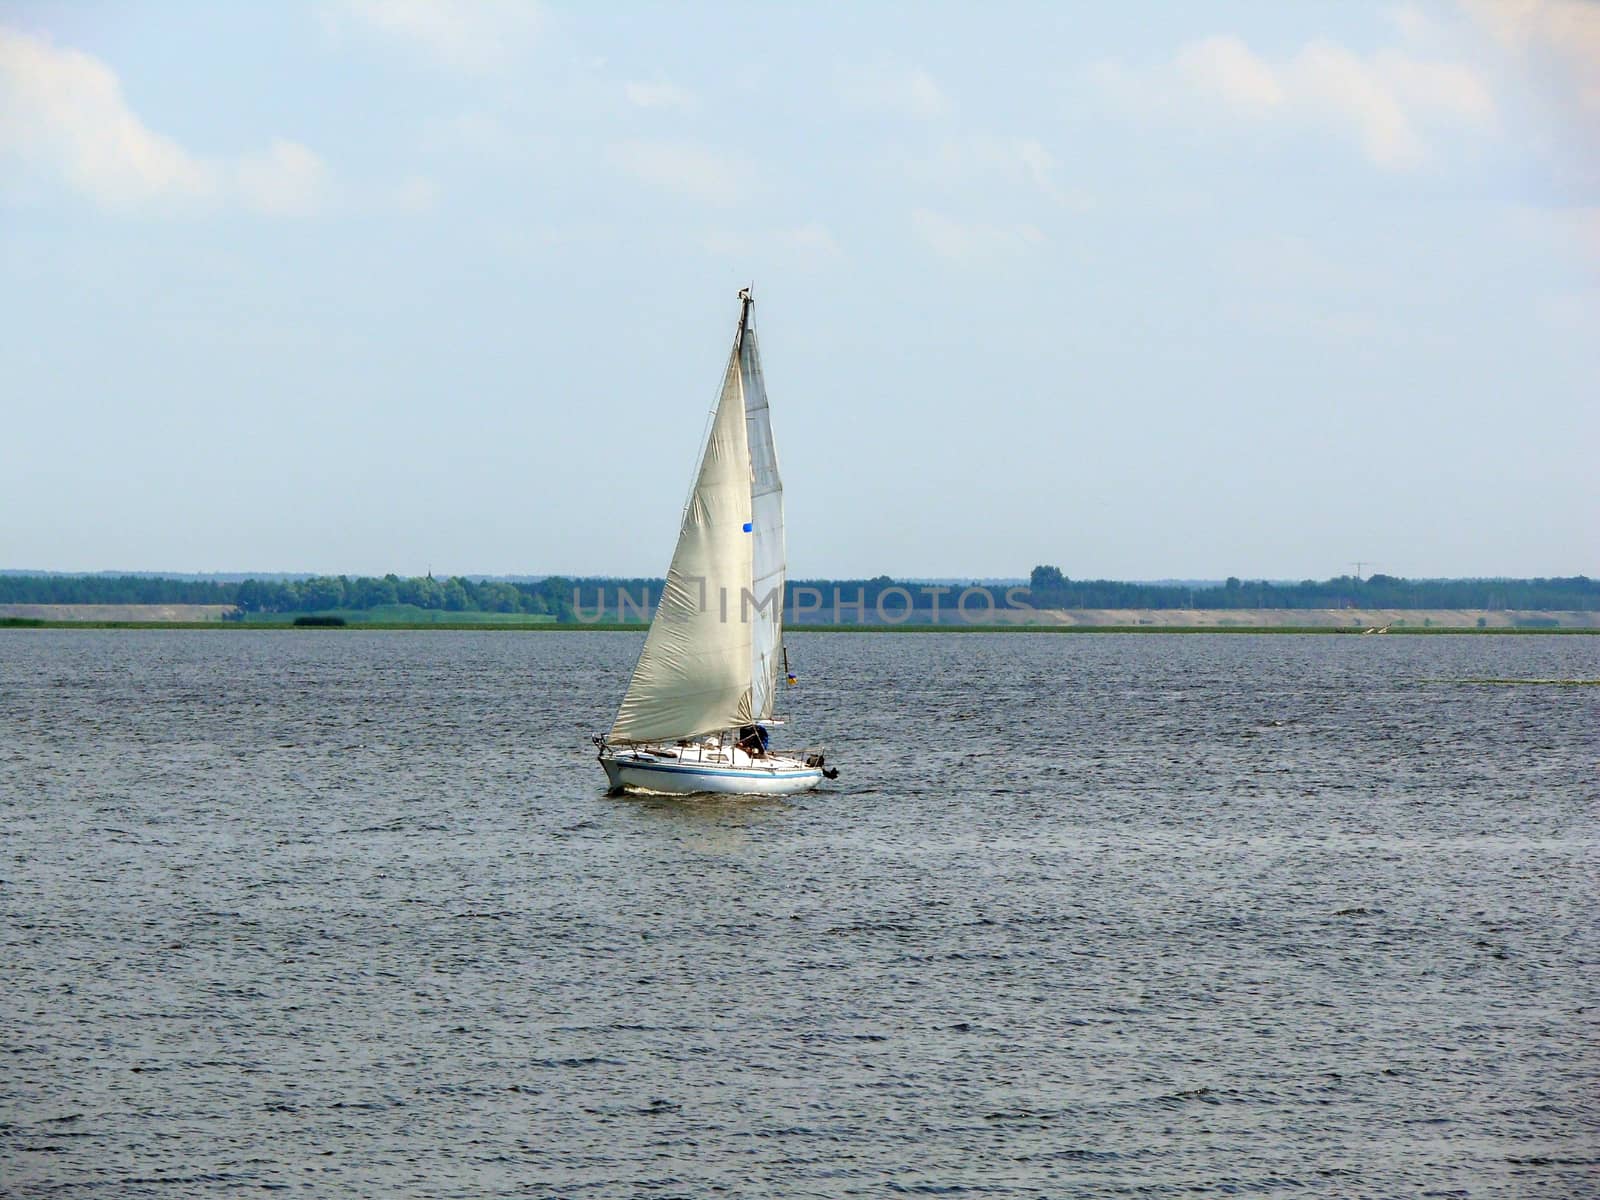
xmin=678 ymin=289 xmax=753 ymax=524
xmin=677 ymin=399 xmax=719 ymax=525
xmin=676 ymin=350 xmax=734 ymax=527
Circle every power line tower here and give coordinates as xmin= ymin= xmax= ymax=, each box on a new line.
xmin=1351 ymin=561 xmax=1375 ymax=581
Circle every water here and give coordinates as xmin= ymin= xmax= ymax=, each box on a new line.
xmin=2 ymin=630 xmax=1596 ymax=1198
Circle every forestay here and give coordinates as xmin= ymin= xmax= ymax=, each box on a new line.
xmin=741 ymin=312 xmax=786 ymax=722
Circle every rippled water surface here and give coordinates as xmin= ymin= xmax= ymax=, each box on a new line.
xmin=2 ymin=630 xmax=1597 ymax=1198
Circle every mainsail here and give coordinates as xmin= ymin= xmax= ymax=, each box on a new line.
xmin=607 ymin=300 xmax=766 ymax=744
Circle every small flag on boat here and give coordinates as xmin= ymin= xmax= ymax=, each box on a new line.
xmin=786 ymin=672 xmax=797 ymax=686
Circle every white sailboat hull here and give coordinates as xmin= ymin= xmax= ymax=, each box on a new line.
xmin=600 ymin=746 xmax=823 ymax=797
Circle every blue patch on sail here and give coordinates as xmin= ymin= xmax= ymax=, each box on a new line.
xmin=742 ymin=522 xmax=753 ymax=532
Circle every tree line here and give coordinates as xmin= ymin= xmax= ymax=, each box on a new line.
xmin=232 ymin=575 xmax=575 ymax=617
xmin=2 ymin=570 xmax=1595 ymax=617
xmin=1023 ymin=566 xmax=1599 ymax=612
xmin=0 ymin=573 xmax=574 ymax=619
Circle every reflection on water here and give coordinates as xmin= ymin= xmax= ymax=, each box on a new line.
xmin=615 ymin=791 xmax=798 ymax=855
xmin=618 ymin=791 xmax=797 ymax=823
xmin=1 ymin=629 xmax=1596 ymax=1198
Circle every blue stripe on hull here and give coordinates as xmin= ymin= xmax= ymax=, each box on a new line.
xmin=612 ymin=757 xmax=819 ymax=780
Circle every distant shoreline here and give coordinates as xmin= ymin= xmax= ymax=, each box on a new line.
xmin=5 ymin=600 xmax=1599 ymax=634
xmin=3 ymin=618 xmax=1596 ymax=635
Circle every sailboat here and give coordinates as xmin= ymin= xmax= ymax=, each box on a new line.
xmin=595 ymin=289 xmax=834 ymax=796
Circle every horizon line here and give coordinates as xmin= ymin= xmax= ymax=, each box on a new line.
xmin=3 ymin=568 xmax=1594 ymax=584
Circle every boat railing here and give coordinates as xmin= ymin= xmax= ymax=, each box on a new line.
xmin=797 ymin=745 xmax=829 ymax=768
xmin=602 ymin=735 xmax=823 ymax=772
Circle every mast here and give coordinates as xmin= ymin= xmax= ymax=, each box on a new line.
xmin=741 ymin=286 xmax=786 ymax=722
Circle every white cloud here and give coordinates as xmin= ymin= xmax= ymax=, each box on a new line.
xmin=0 ymin=25 xmax=330 ymax=215
xmin=1384 ymin=4 xmax=1441 ymax=44
xmin=329 ymin=0 xmax=541 ymax=74
xmin=1296 ymin=42 xmax=1432 ymax=167
xmin=918 ymin=134 xmax=1091 ymax=208
xmin=1095 ymin=33 xmax=1494 ymax=170
xmin=911 ymin=208 xmax=1044 ymax=264
xmin=1176 ymin=35 xmax=1285 ymax=112
xmin=232 ymin=139 xmax=329 ymax=217
xmin=611 ymin=140 xmax=745 ymax=205
xmin=1460 ymin=0 xmax=1599 ymax=182
xmin=837 ymin=63 xmax=949 ymax=118
xmin=1463 ymin=0 xmax=1600 ymax=114
xmin=624 ymin=80 xmax=695 ymax=111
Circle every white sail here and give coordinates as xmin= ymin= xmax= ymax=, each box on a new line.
xmin=608 ymin=343 xmax=755 ymax=743
xmin=741 ymin=311 xmax=785 ymax=721
xmin=595 ymin=289 xmax=830 ymax=797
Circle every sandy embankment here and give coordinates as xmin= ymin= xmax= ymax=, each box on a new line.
xmin=0 ymin=604 xmax=237 ymax=622
xmin=996 ymin=608 xmax=1600 ymax=629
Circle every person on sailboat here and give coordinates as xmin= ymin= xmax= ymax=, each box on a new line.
xmin=736 ymin=724 xmax=769 ymax=757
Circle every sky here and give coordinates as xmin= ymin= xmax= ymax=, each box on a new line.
xmin=1 ymin=1 xmax=1595 ymax=581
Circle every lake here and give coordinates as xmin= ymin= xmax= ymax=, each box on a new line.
xmin=2 ymin=630 xmax=1596 ymax=1197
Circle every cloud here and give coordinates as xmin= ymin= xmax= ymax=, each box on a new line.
xmin=1463 ymin=0 xmax=1600 ymax=113
xmin=1460 ymin=0 xmax=1599 ymax=179
xmin=611 ymin=140 xmax=745 ymax=205
xmin=837 ymin=63 xmax=949 ymax=118
xmin=1385 ymin=4 xmax=1442 ymax=43
xmin=1176 ymin=35 xmax=1285 ymax=111
xmin=232 ymin=139 xmax=329 ymax=217
xmin=0 ymin=25 xmax=329 ymax=215
xmin=916 ymin=134 xmax=1091 ymax=208
xmin=1095 ymin=33 xmax=1494 ymax=169
xmin=911 ymin=208 xmax=1044 ymax=264
xmin=328 ymin=0 xmax=541 ymax=73
xmin=624 ymin=80 xmax=695 ymax=111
